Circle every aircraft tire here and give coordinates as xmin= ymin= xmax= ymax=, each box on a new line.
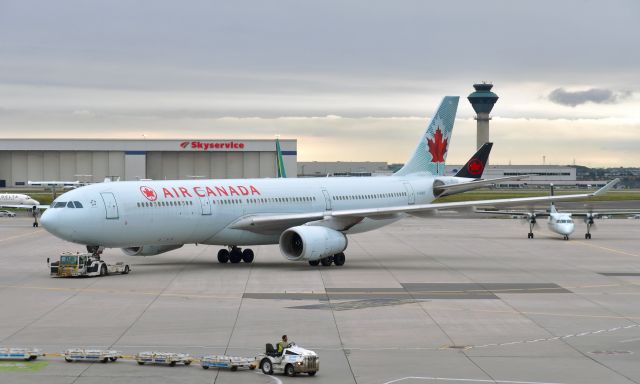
xmin=217 ymin=249 xmax=230 ymax=263
xmin=333 ymin=252 xmax=345 ymax=266
xmin=308 ymin=260 xmax=320 ymax=266
xmin=242 ymin=249 xmax=254 ymax=263
xmin=229 ymin=248 xmax=242 ymax=264
xmin=320 ymin=256 xmax=333 ymax=267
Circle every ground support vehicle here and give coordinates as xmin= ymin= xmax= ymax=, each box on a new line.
xmin=0 ymin=347 xmax=43 ymax=361
xmin=200 ymin=355 xmax=256 ymax=371
xmin=135 ymin=352 xmax=192 ymax=366
xmin=257 ymin=343 xmax=319 ymax=377
xmin=0 ymin=210 xmax=16 ymax=217
xmin=64 ymin=348 xmax=120 ymax=363
xmin=49 ymin=252 xmax=130 ymax=277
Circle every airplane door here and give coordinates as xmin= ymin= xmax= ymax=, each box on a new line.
xmin=321 ymin=188 xmax=332 ymax=211
xmin=403 ymin=182 xmax=415 ymax=205
xmin=100 ymin=192 xmax=119 ymax=219
xmin=200 ymin=196 xmax=212 ymax=215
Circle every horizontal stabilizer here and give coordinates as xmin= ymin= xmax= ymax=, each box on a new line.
xmin=435 ymin=175 xmax=528 ymax=197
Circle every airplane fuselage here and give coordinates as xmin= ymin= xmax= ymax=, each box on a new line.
xmin=41 ymin=175 xmax=437 ymax=249
xmin=546 ymin=212 xmax=575 ymax=238
xmin=0 ymin=193 xmax=40 ymax=206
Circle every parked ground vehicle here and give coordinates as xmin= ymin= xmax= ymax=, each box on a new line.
xmin=134 ymin=352 xmax=192 ymax=366
xmin=0 ymin=210 xmax=16 ymax=217
xmin=257 ymin=342 xmax=319 ymax=377
xmin=49 ymin=252 xmax=130 ymax=277
xmin=64 ymin=348 xmax=120 ymax=363
xmin=200 ymin=355 xmax=256 ymax=371
xmin=0 ymin=347 xmax=43 ymax=361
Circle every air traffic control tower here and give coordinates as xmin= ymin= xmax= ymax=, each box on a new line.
xmin=468 ymin=83 xmax=499 ymax=150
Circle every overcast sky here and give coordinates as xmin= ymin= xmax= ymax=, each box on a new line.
xmin=1 ymin=0 xmax=639 ymax=166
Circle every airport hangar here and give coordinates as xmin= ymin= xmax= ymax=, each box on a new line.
xmin=0 ymin=139 xmax=297 ymax=187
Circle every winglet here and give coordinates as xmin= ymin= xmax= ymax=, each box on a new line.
xmin=592 ymin=178 xmax=620 ymax=196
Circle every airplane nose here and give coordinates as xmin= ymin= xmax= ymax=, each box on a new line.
xmin=562 ymin=224 xmax=575 ymax=235
xmin=40 ymin=209 xmax=53 ymax=229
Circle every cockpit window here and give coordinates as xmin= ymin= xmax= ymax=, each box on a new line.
xmin=67 ymin=201 xmax=75 ymax=208
xmin=53 ymin=201 xmax=67 ymax=208
xmin=73 ymin=201 xmax=83 ymax=208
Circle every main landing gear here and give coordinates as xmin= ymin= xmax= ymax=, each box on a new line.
xmin=563 ymin=235 xmax=569 ymax=240
xmin=585 ymin=219 xmax=594 ymax=240
xmin=527 ymin=217 xmax=536 ymax=239
xmin=308 ymin=252 xmax=346 ymax=267
xmin=217 ymin=246 xmax=254 ymax=264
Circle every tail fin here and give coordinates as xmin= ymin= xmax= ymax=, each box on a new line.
xmin=454 ymin=142 xmax=493 ymax=178
xmin=394 ymin=96 xmax=459 ymax=176
xmin=275 ymin=137 xmax=287 ymax=178
xmin=549 ymin=184 xmax=557 ymax=213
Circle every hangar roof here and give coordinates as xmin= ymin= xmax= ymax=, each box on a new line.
xmin=0 ymin=139 xmax=297 ymax=153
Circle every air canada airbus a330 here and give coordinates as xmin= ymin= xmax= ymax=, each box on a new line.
xmin=40 ymin=96 xmax=619 ymax=266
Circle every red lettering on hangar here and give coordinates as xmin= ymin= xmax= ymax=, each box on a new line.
xmin=179 ymin=141 xmax=246 ymax=151
xmin=160 ymin=185 xmax=261 ymax=198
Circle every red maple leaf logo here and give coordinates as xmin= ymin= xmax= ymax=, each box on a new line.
xmin=427 ymin=127 xmax=448 ymax=162
xmin=140 ymin=186 xmax=157 ymax=201
xmin=467 ymin=158 xmax=484 ymax=176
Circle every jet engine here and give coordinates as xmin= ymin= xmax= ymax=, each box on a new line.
xmin=121 ymin=244 xmax=183 ymax=256
xmin=279 ymin=226 xmax=347 ymax=261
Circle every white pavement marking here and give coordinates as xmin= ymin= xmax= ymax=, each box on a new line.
xmin=619 ymin=337 xmax=640 ymax=343
xmin=467 ymin=324 xmax=640 ymax=350
xmin=256 ymin=371 xmax=283 ymax=384
xmin=382 ymin=376 xmax=567 ymax=384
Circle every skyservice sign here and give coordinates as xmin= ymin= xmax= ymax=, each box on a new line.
xmin=179 ymin=141 xmax=245 ymax=151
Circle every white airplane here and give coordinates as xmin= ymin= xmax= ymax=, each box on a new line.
xmin=0 ymin=193 xmax=42 ymax=209
xmin=477 ymin=185 xmax=636 ymax=240
xmin=28 ymin=180 xmax=81 ymax=188
xmin=40 ymin=96 xmax=619 ymax=266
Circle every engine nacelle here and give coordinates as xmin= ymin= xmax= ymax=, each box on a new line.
xmin=279 ymin=226 xmax=347 ymax=261
xmin=121 ymin=244 xmax=183 ymax=256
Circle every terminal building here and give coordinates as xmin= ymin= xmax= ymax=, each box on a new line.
xmin=297 ymin=161 xmax=608 ymax=188
xmin=0 ymin=139 xmax=297 ymax=187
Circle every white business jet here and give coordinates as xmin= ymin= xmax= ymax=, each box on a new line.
xmin=40 ymin=96 xmax=619 ymax=266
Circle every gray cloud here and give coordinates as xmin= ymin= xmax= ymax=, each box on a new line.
xmin=548 ymin=88 xmax=630 ymax=107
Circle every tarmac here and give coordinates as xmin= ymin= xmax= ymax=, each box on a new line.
xmin=1 ymin=214 xmax=640 ymax=384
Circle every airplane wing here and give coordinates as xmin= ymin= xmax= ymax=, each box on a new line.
xmin=566 ymin=211 xmax=640 ymax=218
xmin=474 ymin=209 xmax=550 ymax=218
xmin=231 ymin=179 xmax=620 ymax=234
xmin=435 ymin=175 xmax=528 ymax=197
